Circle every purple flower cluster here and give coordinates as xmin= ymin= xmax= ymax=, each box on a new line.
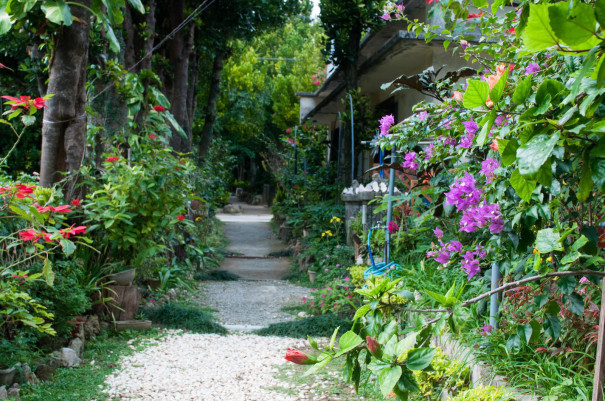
xmin=445 ymin=172 xmax=483 ymax=212
xmin=427 ymin=227 xmax=487 ymax=279
xmin=379 ymin=114 xmax=395 ymax=136
xmin=462 ymin=118 xmax=479 ymax=135
xmin=525 ymin=62 xmax=540 ymax=75
xmin=457 ymin=133 xmax=475 ymax=149
xmin=388 ymin=221 xmax=399 ymax=234
xmin=424 ymin=143 xmax=435 ymax=160
xmin=440 ymin=118 xmax=454 ymax=130
xmin=459 ymin=202 xmax=504 ymax=234
xmin=417 ymin=110 xmax=429 ymax=121
xmin=403 ymin=152 xmax=419 ymax=170
xmin=494 ymin=114 xmax=509 ymax=127
xmin=480 ymin=158 xmax=500 ymax=183
xmin=439 ymin=136 xmax=457 ymax=146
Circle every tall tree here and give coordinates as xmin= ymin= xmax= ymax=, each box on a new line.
xmin=319 ymin=0 xmax=383 ymax=92
xmin=195 ymin=0 xmax=302 ymax=160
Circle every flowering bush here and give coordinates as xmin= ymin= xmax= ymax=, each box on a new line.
xmin=289 ymin=0 xmax=605 ymax=398
xmin=302 ymin=279 xmax=360 ymax=315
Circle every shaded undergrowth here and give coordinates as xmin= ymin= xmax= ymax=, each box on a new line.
xmin=142 ymin=303 xmax=227 ymax=334
xmin=255 ymin=314 xmax=352 ymax=338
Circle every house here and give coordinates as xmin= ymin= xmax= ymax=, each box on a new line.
xmin=296 ymin=1 xmax=474 ymax=184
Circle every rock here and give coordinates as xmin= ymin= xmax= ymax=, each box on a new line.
xmin=68 ymin=338 xmax=85 ymax=357
xmin=223 ymin=204 xmax=243 ymax=214
xmin=60 ymin=348 xmax=82 ymax=367
xmin=0 ymin=386 xmax=6 ymax=399
xmin=297 ymin=311 xmax=309 ymax=318
xmin=34 ymin=364 xmax=53 ymax=381
xmin=166 ymin=288 xmax=178 ymax=301
xmin=84 ymin=315 xmax=101 ymax=339
xmin=7 ymin=384 xmax=18 ymax=398
xmin=21 ymin=364 xmax=39 ymax=386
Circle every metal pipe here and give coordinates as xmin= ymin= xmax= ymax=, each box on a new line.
xmin=348 ymin=93 xmax=354 ymax=183
xmin=490 ymin=262 xmax=501 ymax=329
xmin=294 ymin=126 xmax=298 ymax=174
xmin=385 ymin=148 xmax=396 ymax=264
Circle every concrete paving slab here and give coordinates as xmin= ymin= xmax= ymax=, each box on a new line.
xmin=220 ymin=257 xmax=291 ymax=280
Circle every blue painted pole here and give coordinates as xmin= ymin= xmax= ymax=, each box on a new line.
xmin=490 ymin=262 xmax=501 ymax=329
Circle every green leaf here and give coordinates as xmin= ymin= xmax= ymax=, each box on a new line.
xmin=397 ymin=368 xmax=420 ymax=393
xmin=43 ymin=258 xmax=55 ymax=286
xmin=41 ymin=0 xmax=73 ymax=26
xmin=499 ymin=138 xmax=519 ymax=166
xmin=578 ymin=156 xmax=593 ymax=202
xmin=557 ymin=275 xmax=576 ymax=295
xmin=598 ymin=0 xmax=605 ymax=27
xmin=396 ymin=332 xmax=418 ymax=359
xmin=513 ymin=76 xmax=532 ymax=104
xmin=59 ymin=238 xmax=76 ymax=256
xmin=329 ymin=326 xmax=339 ymax=350
xmin=516 ymin=133 xmax=560 ymax=176
xmin=476 ymin=111 xmax=496 ymax=147
xmin=471 ymin=0 xmax=488 ymax=8
xmin=463 ymin=80 xmax=489 ymax=109
xmin=406 ymin=348 xmax=436 ymax=371
xmin=549 ymin=2 xmax=600 ymax=50
xmin=545 ymin=300 xmax=561 ymax=315
xmin=535 ymin=228 xmax=563 ymax=253
xmin=490 ymin=68 xmax=508 ymax=105
xmin=536 ymin=79 xmax=566 ymax=106
xmin=522 ymin=4 xmax=559 ymax=51
xmin=593 ymin=56 xmax=605 ymax=86
xmin=510 ymin=168 xmax=537 ymax=202
xmin=21 ymin=114 xmax=36 ymax=127
xmin=0 ymin=9 xmax=12 ymax=35
xmin=303 ymin=355 xmax=332 ymax=376
xmin=353 ymin=304 xmax=371 ymax=321
xmin=591 ymin=158 xmax=605 ymax=192
xmin=506 ymin=333 xmax=521 ymax=351
xmin=105 ymin=24 xmax=120 ymax=53
xmin=572 ymin=235 xmax=589 ymax=251
xmin=165 ymin=112 xmax=188 ymax=139
xmin=567 ymin=292 xmax=585 ymax=315
xmin=128 ymin=0 xmax=145 ymax=13
xmin=336 ymin=331 xmax=363 ymax=356
xmin=535 ymin=161 xmax=553 ymax=187
xmin=561 ymin=251 xmax=581 ymax=264
xmin=379 ymin=366 xmax=402 ymax=397
xmin=543 ymin=315 xmax=561 ymax=341
xmin=529 ymin=320 xmax=541 ymax=343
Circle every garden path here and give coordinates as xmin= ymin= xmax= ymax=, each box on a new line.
xmin=103 ymin=199 xmax=326 ymax=401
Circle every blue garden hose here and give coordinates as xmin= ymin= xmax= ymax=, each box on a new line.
xmin=364 ymin=227 xmax=402 ymax=279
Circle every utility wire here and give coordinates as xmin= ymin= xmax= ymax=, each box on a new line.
xmin=87 ymin=0 xmax=217 ymax=105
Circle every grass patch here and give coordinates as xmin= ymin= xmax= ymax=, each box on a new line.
xmin=255 ymin=314 xmax=352 ymax=338
xmin=142 ymin=303 xmax=227 ymax=334
xmin=267 ymin=249 xmax=293 ymax=257
xmin=194 ymin=270 xmax=239 ymax=281
xmin=20 ymin=329 xmax=164 ymax=401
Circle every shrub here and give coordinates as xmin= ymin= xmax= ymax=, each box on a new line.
xmin=194 ymin=270 xmax=239 ymax=281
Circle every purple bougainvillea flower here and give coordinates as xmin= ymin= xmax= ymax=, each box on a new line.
xmin=435 ymin=251 xmax=451 ymax=265
xmin=445 ymin=172 xmax=482 ymax=212
xmin=461 ymin=251 xmax=481 ymax=279
xmin=426 ymin=250 xmax=438 ymax=258
xmin=494 ymin=114 xmax=509 ymax=127
xmin=381 ymin=12 xmax=391 ymax=21
xmin=457 ymin=133 xmax=475 ymax=149
xmin=480 ymin=324 xmax=493 ymax=335
xmin=525 ymin=62 xmax=540 ymax=75
xmin=480 ymin=158 xmax=500 ymax=183
xmin=462 ymin=118 xmax=479 ymax=135
xmin=439 ymin=136 xmax=456 ymax=146
xmin=424 ymin=143 xmax=435 ymax=160
xmin=433 ymin=227 xmax=444 ymax=239
xmin=388 ymin=221 xmax=399 ymax=234
xmin=417 ymin=110 xmax=429 ymax=121
xmin=379 ymin=114 xmax=395 ymax=136
xmin=446 ymin=240 xmax=463 ymax=252
xmin=580 ymin=276 xmax=590 ymax=284
xmin=403 ymin=152 xmax=419 ymax=170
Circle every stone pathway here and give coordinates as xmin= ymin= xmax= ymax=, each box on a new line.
xmin=103 ymin=200 xmax=319 ymax=400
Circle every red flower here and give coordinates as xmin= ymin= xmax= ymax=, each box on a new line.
xmin=508 ymin=27 xmax=516 ymax=34
xmin=490 ymin=139 xmax=499 ymax=152
xmin=285 ymin=348 xmax=315 ymax=365
xmin=60 ymin=224 xmax=87 ymax=239
xmin=366 ymin=336 xmax=381 ymax=356
xmin=177 ymin=215 xmax=186 ymax=222
xmin=19 ymin=229 xmax=49 ymax=242
xmin=0 ymin=62 xmax=12 ymax=70
xmin=71 ymin=199 xmax=81 ymax=206
xmin=35 ymin=204 xmax=72 ymax=213
xmin=1 ymin=95 xmax=46 ymax=110
xmin=14 ymin=184 xmax=34 ymax=199
xmin=149 ymin=133 xmax=157 ymax=140
xmin=467 ymin=12 xmax=484 ymax=18
xmin=106 ymin=156 xmax=120 ymax=162
xmin=153 ymin=105 xmax=165 ymax=112
xmin=33 ymin=97 xmax=46 ymax=109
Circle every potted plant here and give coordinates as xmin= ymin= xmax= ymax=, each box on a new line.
xmin=0 ymin=343 xmax=16 ymax=386
xmin=107 ymin=263 xmax=136 ymax=286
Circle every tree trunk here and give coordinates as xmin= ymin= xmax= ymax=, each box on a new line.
xmin=40 ymin=0 xmax=91 ymax=189
xmin=186 ymin=51 xmax=199 ymax=136
xmin=198 ymin=48 xmax=226 ymax=161
xmin=167 ymin=0 xmax=194 ymax=153
xmin=123 ymin=7 xmax=136 ymax=71
xmin=124 ymin=1 xmax=156 ymax=72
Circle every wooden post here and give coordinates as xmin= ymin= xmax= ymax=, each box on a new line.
xmin=592 ymin=277 xmax=605 ymax=401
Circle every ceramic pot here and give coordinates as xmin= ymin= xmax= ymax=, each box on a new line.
xmin=0 ymin=367 xmax=16 ymax=386
xmin=308 ymin=270 xmax=317 ymax=284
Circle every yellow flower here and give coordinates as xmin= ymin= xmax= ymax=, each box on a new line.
xmin=533 ymin=248 xmax=539 ymax=254
xmin=195 ymin=217 xmax=202 ymax=222
xmin=546 ymin=257 xmax=552 ymax=262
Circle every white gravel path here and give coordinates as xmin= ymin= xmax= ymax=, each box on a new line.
xmin=103 ymin=330 xmax=307 ymax=401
